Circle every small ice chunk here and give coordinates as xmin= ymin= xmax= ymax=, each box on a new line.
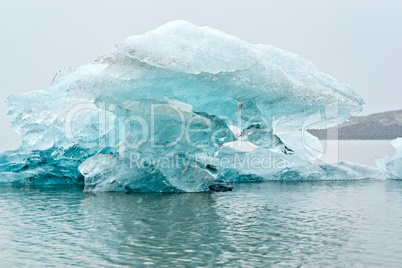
xmin=377 ymin=138 xmax=402 ymax=179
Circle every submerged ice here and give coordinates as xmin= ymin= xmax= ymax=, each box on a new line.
xmin=0 ymin=21 xmax=379 ymax=192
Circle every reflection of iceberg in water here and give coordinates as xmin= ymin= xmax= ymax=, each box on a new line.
xmin=377 ymin=138 xmax=402 ymax=179
xmin=79 ymin=192 xmax=227 ymax=266
xmin=0 ymin=21 xmax=380 ymax=192
xmin=1 ymin=182 xmax=401 ymax=266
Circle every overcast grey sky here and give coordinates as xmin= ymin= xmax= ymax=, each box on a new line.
xmin=0 ymin=0 xmax=401 ymax=151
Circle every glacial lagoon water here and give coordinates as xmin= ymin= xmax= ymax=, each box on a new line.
xmin=1 ymin=140 xmax=402 ymax=267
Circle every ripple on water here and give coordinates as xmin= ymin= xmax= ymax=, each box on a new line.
xmin=0 ymin=181 xmax=402 ymax=267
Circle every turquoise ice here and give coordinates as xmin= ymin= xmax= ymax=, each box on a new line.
xmin=0 ymin=21 xmax=379 ymax=191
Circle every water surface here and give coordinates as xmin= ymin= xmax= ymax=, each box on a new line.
xmin=1 ymin=141 xmax=401 ymax=267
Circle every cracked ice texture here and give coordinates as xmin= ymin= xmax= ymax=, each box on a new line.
xmin=0 ymin=21 xmax=375 ymax=191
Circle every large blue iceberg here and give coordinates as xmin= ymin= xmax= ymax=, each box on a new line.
xmin=377 ymin=138 xmax=402 ymax=179
xmin=0 ymin=21 xmax=380 ymax=192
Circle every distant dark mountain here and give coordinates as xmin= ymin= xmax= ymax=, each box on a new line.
xmin=308 ymin=109 xmax=402 ymax=140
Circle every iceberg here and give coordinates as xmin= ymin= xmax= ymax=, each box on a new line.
xmin=0 ymin=21 xmax=377 ymax=192
xmin=376 ymin=138 xmax=402 ymax=179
